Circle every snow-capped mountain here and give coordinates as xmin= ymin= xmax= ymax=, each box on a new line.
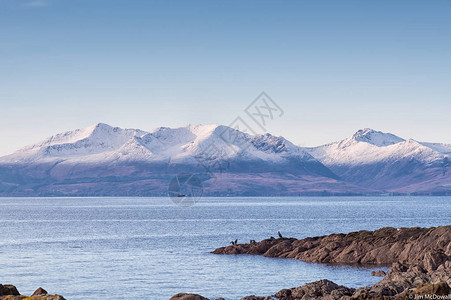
xmin=2 ymin=123 xmax=148 ymax=162
xmin=0 ymin=124 xmax=449 ymax=196
xmin=0 ymin=123 xmax=329 ymax=170
xmin=351 ymin=128 xmax=405 ymax=147
xmin=307 ymin=129 xmax=451 ymax=194
xmin=0 ymin=123 xmax=364 ymax=196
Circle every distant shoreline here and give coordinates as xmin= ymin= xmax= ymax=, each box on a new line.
xmin=1 ymin=194 xmax=451 ymax=198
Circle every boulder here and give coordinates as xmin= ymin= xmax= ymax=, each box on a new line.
xmin=371 ymin=270 xmax=386 ymax=277
xmin=32 ymin=287 xmax=48 ymax=296
xmin=170 ymin=293 xmax=209 ymax=300
xmin=274 ymin=279 xmax=355 ymax=300
xmin=0 ymin=284 xmax=20 ymax=296
xmin=0 ymin=284 xmax=65 ymax=300
xmin=240 ymin=296 xmax=272 ymax=300
xmin=413 ymin=282 xmax=450 ymax=296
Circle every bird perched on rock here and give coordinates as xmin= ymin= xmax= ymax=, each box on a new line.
xmin=234 ymin=239 xmax=238 ymax=245
xmin=278 ymin=231 xmax=283 ymax=238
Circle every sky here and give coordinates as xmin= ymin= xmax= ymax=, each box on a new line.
xmin=0 ymin=0 xmax=450 ymax=155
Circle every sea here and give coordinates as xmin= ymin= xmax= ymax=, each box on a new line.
xmin=0 ymin=196 xmax=450 ymax=300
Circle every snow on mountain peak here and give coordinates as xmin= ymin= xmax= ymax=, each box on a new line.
xmin=5 ymin=123 xmax=147 ymax=161
xmin=351 ymin=128 xmax=405 ymax=147
xmin=308 ymin=130 xmax=446 ymax=169
xmin=1 ymin=122 xmax=321 ymax=166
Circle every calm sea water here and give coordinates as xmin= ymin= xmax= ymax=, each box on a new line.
xmin=0 ymin=196 xmax=450 ymax=300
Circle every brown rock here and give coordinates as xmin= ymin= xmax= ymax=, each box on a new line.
xmin=240 ymin=296 xmax=271 ymax=300
xmin=274 ymin=279 xmax=355 ymax=300
xmin=423 ymin=251 xmax=448 ymax=272
xmin=212 ymin=226 xmax=451 ymax=274
xmin=371 ymin=270 xmax=387 ymax=277
xmin=413 ymin=282 xmax=450 ymax=296
xmin=353 ymin=268 xmax=451 ymax=299
xmin=387 ymin=262 xmax=408 ymax=275
xmin=209 ymin=225 xmax=451 ymax=299
xmin=0 ymin=284 xmax=63 ymax=300
xmin=170 ymin=293 xmax=209 ymax=300
xmin=32 ymin=287 xmax=48 ymax=296
xmin=0 ymin=284 xmax=20 ymax=296
xmin=29 ymin=296 xmax=66 ymax=300
xmin=263 ymin=240 xmax=293 ymax=257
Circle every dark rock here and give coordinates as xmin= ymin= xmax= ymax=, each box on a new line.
xmin=413 ymin=282 xmax=450 ymax=296
xmin=240 ymin=296 xmax=270 ymax=300
xmin=32 ymin=287 xmax=48 ymax=296
xmin=0 ymin=284 xmax=65 ymax=300
xmin=387 ymin=262 xmax=408 ymax=274
xmin=371 ymin=270 xmax=386 ymax=277
xmin=0 ymin=284 xmax=20 ymax=296
xmin=170 ymin=293 xmax=209 ymax=300
xmin=274 ymin=279 xmax=355 ymax=300
xmin=273 ymin=288 xmax=291 ymax=299
xmin=353 ymin=269 xmax=451 ymax=299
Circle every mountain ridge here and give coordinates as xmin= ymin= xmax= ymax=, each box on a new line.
xmin=0 ymin=123 xmax=449 ymax=196
xmin=307 ymin=128 xmax=450 ymax=194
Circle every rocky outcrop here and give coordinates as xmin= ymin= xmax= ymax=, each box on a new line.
xmin=169 ymin=293 xmax=210 ymax=300
xmin=240 ymin=296 xmax=273 ymax=300
xmin=274 ymin=279 xmax=355 ymax=299
xmin=180 ymin=225 xmax=450 ymax=299
xmin=413 ymin=282 xmax=450 ymax=296
xmin=371 ymin=270 xmax=386 ymax=277
xmin=0 ymin=285 xmax=19 ymax=297
xmin=32 ymin=288 xmax=48 ymax=296
xmin=0 ymin=284 xmax=65 ymax=300
xmin=212 ymin=226 xmax=451 ymax=273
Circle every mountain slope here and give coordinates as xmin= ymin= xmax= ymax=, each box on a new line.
xmin=0 ymin=123 xmax=366 ymax=196
xmin=307 ymin=129 xmax=451 ymax=194
xmin=1 ymin=125 xmax=449 ymax=196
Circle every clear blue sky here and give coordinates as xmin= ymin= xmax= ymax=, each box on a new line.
xmin=1 ymin=0 xmax=450 ymax=155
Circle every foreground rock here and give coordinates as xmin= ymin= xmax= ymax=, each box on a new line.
xmin=370 ymin=270 xmax=386 ymax=277
xmin=169 ymin=293 xmax=209 ymax=300
xmin=172 ymin=225 xmax=450 ymax=299
xmin=0 ymin=284 xmax=65 ymax=300
xmin=212 ymin=226 xmax=450 ymax=273
xmin=274 ymin=279 xmax=355 ymax=299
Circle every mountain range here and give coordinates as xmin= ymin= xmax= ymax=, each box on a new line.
xmin=0 ymin=123 xmax=449 ymax=196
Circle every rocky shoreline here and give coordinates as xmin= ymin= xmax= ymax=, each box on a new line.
xmin=172 ymin=225 xmax=451 ymax=300
xmin=0 ymin=285 xmax=65 ymax=300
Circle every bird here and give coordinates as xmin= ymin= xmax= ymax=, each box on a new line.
xmin=230 ymin=241 xmax=235 ymax=245
xmin=234 ymin=239 xmax=238 ymax=245
xmin=278 ymin=231 xmax=283 ymax=238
